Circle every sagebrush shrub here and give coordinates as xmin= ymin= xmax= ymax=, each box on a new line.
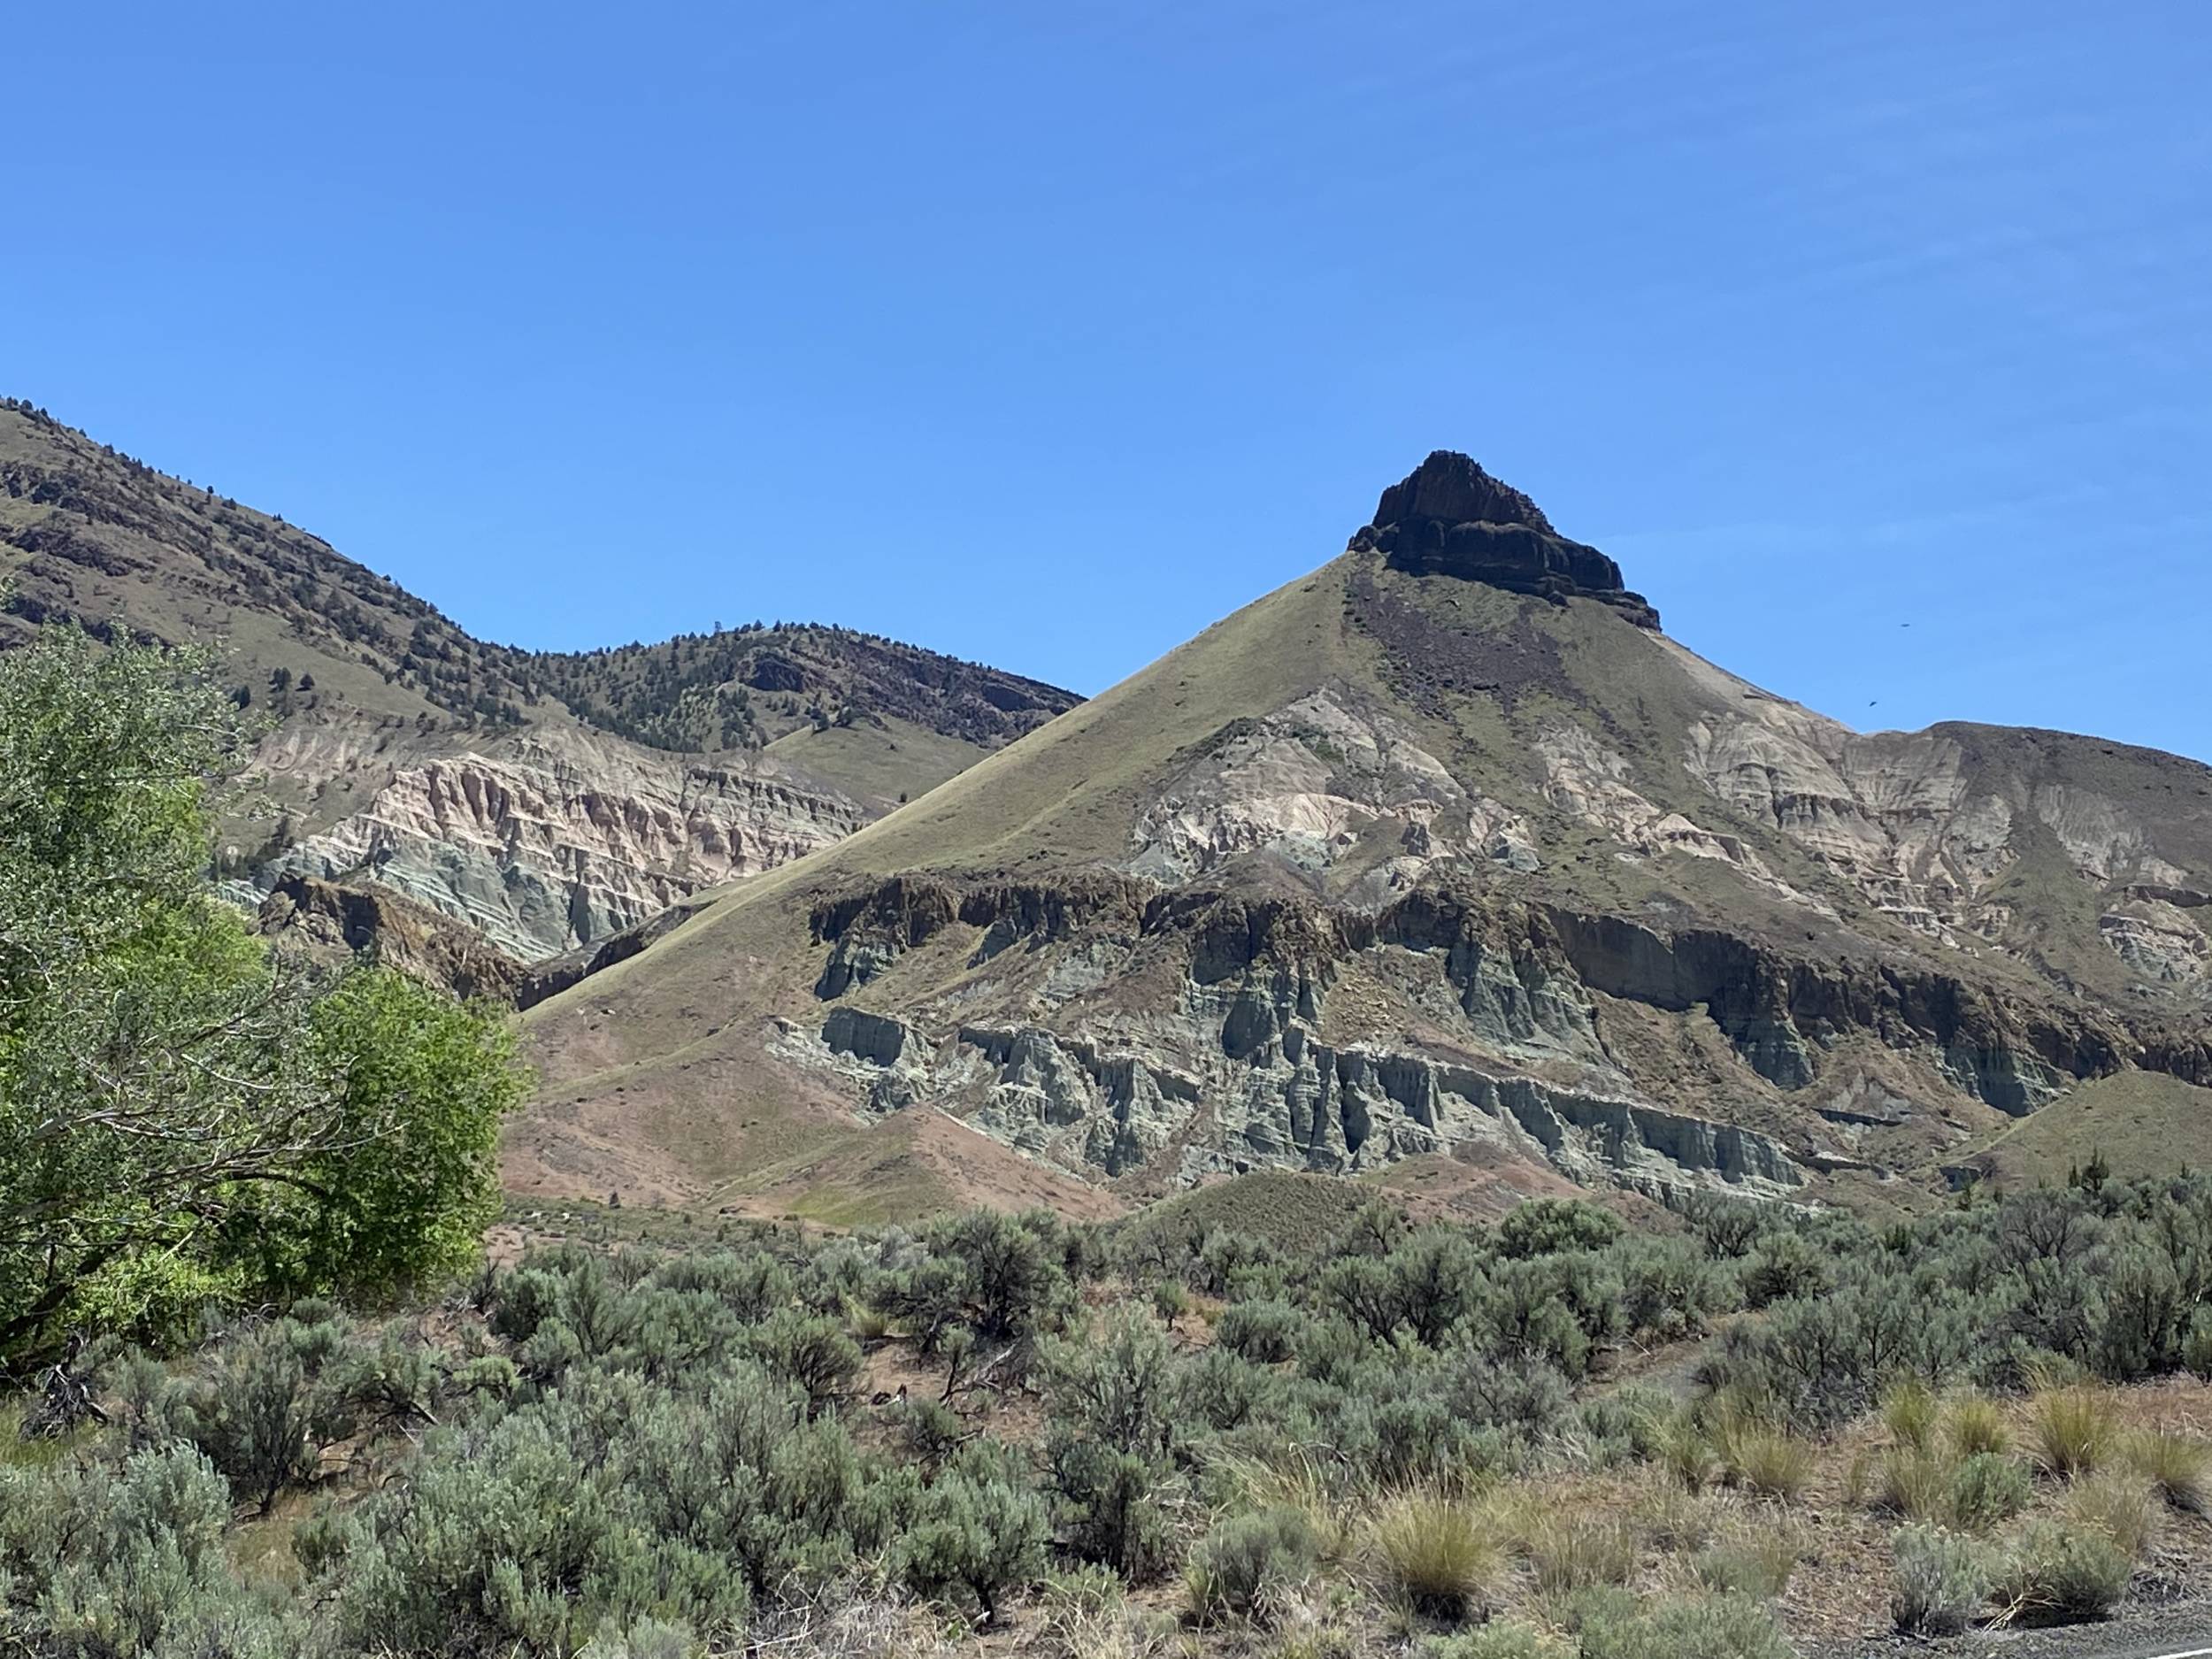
xmin=1947 ymin=1452 xmax=2032 ymax=1531
xmin=1890 ymin=1524 xmax=1989 ymax=1634
xmin=1998 ymin=1520 xmax=2132 ymax=1623
xmin=1421 ymin=1620 xmax=1573 ymax=1659
xmin=1185 ymin=1505 xmax=1319 ymax=1624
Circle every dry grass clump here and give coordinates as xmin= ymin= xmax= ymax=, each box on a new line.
xmin=1524 ymin=1512 xmax=1640 ymax=1597
xmin=1691 ymin=1525 xmax=1801 ymax=1601
xmin=2029 ymin=1386 xmax=2115 ymax=1480
xmin=1946 ymin=1394 xmax=2012 ymax=1458
xmin=2120 ymin=1427 xmax=2212 ymax=1515
xmin=2062 ymin=1471 xmax=2163 ymax=1561
xmin=1364 ymin=1488 xmax=1502 ymax=1621
xmin=1880 ymin=1379 xmax=1940 ymax=1453
xmin=1701 ymin=1394 xmax=1814 ymax=1502
xmin=1877 ymin=1447 xmax=1952 ymax=1521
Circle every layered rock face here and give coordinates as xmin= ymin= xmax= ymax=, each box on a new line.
xmin=1351 ymin=451 xmax=1662 ymax=628
xmin=251 ymin=731 xmax=868 ymax=961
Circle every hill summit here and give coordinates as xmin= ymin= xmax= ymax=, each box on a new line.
xmin=1352 ymin=450 xmax=1659 ymax=627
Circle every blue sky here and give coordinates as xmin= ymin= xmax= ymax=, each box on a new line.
xmin=9 ymin=2 xmax=2208 ymax=757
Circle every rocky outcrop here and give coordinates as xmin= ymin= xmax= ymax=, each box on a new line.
xmin=257 ymin=874 xmax=528 ymax=1002
xmin=1350 ymin=451 xmax=1661 ymax=629
xmin=257 ymin=736 xmax=868 ymax=961
xmin=799 ymin=865 xmax=2211 ymax=1191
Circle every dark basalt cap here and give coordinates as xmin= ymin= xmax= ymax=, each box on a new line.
xmin=1351 ymin=451 xmax=1660 ymax=630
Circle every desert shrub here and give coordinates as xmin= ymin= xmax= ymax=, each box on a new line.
xmin=2092 ymin=1245 xmax=2193 ymax=1380
xmin=1890 ymin=1524 xmax=1990 ymax=1634
xmin=1947 ymin=1451 xmax=2032 ymax=1530
xmin=1444 ymin=1350 xmax=1573 ymax=1443
xmin=900 ymin=1398 xmax=968 ymax=1475
xmin=2184 ymin=1308 xmax=2212 ymax=1379
xmin=1737 ymin=1230 xmax=1832 ymax=1307
xmin=1613 ymin=1234 xmax=1732 ymax=1340
xmin=1655 ymin=1411 xmax=1720 ymax=1492
xmin=0 ymin=1443 xmax=257 ymax=1655
xmin=1366 ymin=1488 xmax=1499 ymax=1620
xmin=894 ymin=1463 xmax=1048 ymax=1621
xmin=1997 ymin=1520 xmax=2132 ymax=1623
xmin=875 ymin=1255 xmax=969 ymax=1355
xmin=1216 ymin=1298 xmax=1304 ymax=1363
xmin=1693 ymin=1529 xmax=1799 ymax=1600
xmin=1575 ymin=1386 xmax=1669 ymax=1466
xmin=1184 ymin=1505 xmax=1318 ymax=1624
xmin=1946 ymin=1393 xmax=2012 ymax=1457
xmin=748 ymin=1309 xmax=863 ymax=1412
xmin=1383 ymin=1230 xmax=1491 ymax=1348
xmin=1044 ymin=1310 xmax=1179 ymax=1578
xmin=2030 ymin=1386 xmax=2115 ymax=1479
xmin=2122 ymin=1428 xmax=2212 ymax=1513
xmin=178 ymin=1314 xmax=360 ymax=1513
xmin=2063 ymin=1471 xmax=2162 ymax=1559
xmin=1151 ymin=1279 xmax=1189 ymax=1330
xmin=1571 ymin=1589 xmax=1791 ymax=1659
xmin=1192 ymin=1230 xmax=1284 ymax=1300
xmin=928 ymin=1209 xmax=1070 ymax=1341
xmin=1494 ymin=1198 xmax=1622 ymax=1260
xmin=1421 ymin=1620 xmax=1573 ymax=1659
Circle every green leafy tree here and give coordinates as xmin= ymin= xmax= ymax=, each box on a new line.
xmin=0 ymin=625 xmax=525 ymax=1360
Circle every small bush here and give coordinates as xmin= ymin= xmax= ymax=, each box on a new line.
xmin=1215 ymin=1299 xmax=1303 ymax=1363
xmin=2184 ymin=1308 xmax=2212 ymax=1379
xmin=1998 ymin=1520 xmax=2132 ymax=1624
xmin=2121 ymin=1428 xmax=2211 ymax=1514
xmin=1573 ymin=1589 xmax=1791 ymax=1659
xmin=1367 ymin=1489 xmax=1500 ymax=1621
xmin=1947 ymin=1452 xmax=2032 ymax=1531
xmin=2063 ymin=1471 xmax=2162 ymax=1560
xmin=1185 ymin=1505 xmax=1320 ymax=1625
xmin=1890 ymin=1524 xmax=1990 ymax=1635
xmin=1693 ymin=1529 xmax=1799 ymax=1600
xmin=895 ymin=1470 xmax=1049 ymax=1622
xmin=1422 ymin=1621 xmax=1574 ymax=1659
xmin=1946 ymin=1393 xmax=2012 ymax=1458
xmin=2030 ymin=1386 xmax=2114 ymax=1479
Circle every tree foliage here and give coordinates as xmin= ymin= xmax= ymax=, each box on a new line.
xmin=0 ymin=626 xmax=525 ymax=1360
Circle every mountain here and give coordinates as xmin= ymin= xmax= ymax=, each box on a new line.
xmin=513 ymin=450 xmax=2212 ymax=1224
xmin=0 ymin=398 xmax=1079 ymax=966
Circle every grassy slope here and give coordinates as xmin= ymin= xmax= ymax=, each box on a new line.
xmin=1969 ymin=1071 xmax=2212 ymax=1187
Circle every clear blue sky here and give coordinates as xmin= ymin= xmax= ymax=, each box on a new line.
xmin=9 ymin=2 xmax=2208 ymax=758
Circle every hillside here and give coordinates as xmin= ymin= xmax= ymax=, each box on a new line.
xmin=515 ymin=451 xmax=2212 ymax=1222
xmin=0 ymin=397 xmax=1079 ymax=962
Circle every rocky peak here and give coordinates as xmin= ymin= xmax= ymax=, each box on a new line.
xmin=1351 ymin=450 xmax=1661 ymax=630
xmin=1372 ymin=450 xmax=1557 ymax=536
